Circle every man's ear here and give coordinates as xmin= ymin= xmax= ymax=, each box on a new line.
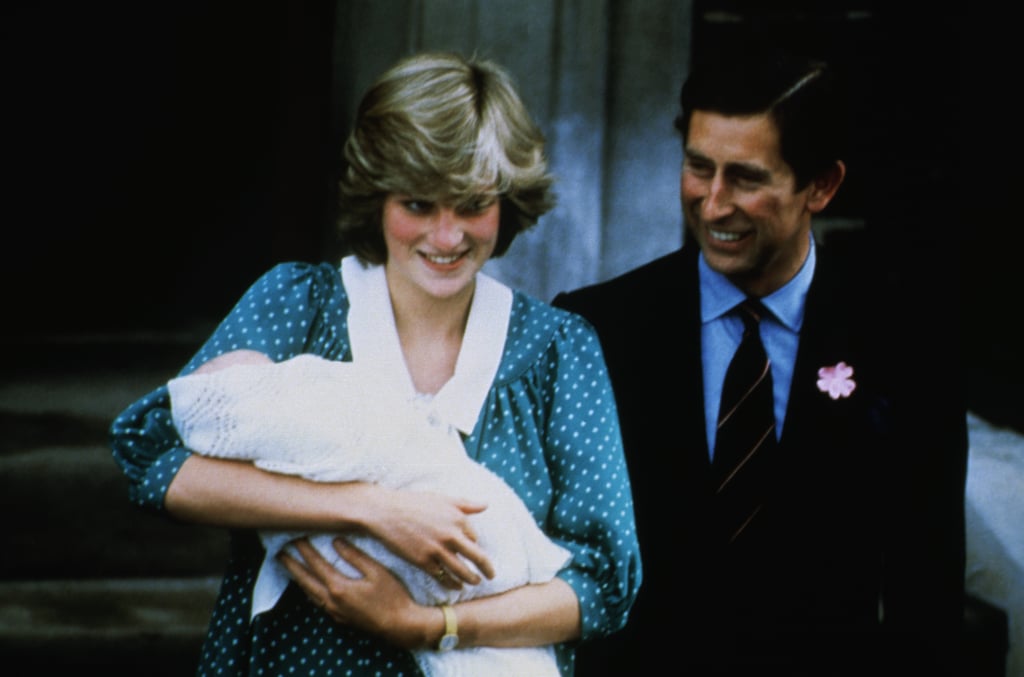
xmin=807 ymin=160 xmax=846 ymax=213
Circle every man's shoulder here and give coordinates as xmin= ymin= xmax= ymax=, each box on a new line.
xmin=553 ymin=245 xmax=695 ymax=312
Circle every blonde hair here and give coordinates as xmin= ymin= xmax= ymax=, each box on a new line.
xmin=338 ymin=51 xmax=555 ymax=263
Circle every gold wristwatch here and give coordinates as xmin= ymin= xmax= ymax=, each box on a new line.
xmin=437 ymin=604 xmax=459 ymax=651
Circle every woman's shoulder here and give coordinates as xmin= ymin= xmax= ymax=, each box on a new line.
xmin=256 ymin=260 xmax=344 ymax=290
xmin=510 ymin=289 xmax=592 ymax=326
xmin=208 ymin=261 xmax=350 ymax=362
xmin=494 ymin=290 xmax=604 ymax=384
xmin=243 ymin=261 xmax=349 ymax=309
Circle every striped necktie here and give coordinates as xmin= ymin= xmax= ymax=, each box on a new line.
xmin=712 ymin=298 xmax=777 ymax=544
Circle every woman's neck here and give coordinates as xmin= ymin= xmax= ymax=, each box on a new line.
xmin=386 ymin=273 xmax=474 ymax=395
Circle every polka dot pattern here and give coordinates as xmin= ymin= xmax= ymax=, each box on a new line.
xmin=110 ymin=262 xmax=641 ymax=676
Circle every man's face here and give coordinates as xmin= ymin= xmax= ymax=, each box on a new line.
xmin=681 ymin=110 xmax=817 ymax=297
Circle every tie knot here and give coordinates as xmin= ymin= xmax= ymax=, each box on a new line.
xmin=736 ymin=298 xmax=767 ymax=331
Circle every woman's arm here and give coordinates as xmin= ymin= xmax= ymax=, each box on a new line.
xmin=281 ymin=537 xmax=580 ymax=649
xmin=532 ymin=310 xmax=642 ymax=641
xmin=166 ymin=455 xmax=495 ymax=586
xmin=114 ymin=357 xmax=495 ymax=585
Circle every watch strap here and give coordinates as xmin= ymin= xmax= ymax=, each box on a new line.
xmin=437 ymin=604 xmax=458 ymax=651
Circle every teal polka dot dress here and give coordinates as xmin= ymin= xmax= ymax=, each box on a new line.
xmin=110 ymin=261 xmax=641 ymax=676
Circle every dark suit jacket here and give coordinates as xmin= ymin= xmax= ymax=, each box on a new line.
xmin=553 ymin=239 xmax=967 ymax=676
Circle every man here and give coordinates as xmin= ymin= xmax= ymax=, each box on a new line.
xmin=553 ymin=46 xmax=967 ymax=676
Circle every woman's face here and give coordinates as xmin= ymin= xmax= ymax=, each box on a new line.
xmin=382 ymin=193 xmax=500 ymax=304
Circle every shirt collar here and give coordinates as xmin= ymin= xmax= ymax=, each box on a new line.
xmin=340 ymin=256 xmax=511 ymax=435
xmin=699 ymin=235 xmax=815 ymax=332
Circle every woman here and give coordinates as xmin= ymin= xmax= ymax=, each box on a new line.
xmin=110 ymin=51 xmax=640 ymax=676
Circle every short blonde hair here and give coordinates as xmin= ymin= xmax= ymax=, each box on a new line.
xmin=338 ymin=51 xmax=555 ymax=263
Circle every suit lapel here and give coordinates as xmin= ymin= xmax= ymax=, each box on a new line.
xmin=623 ymin=245 xmax=710 ymax=484
xmin=680 ymin=245 xmax=712 ymax=466
xmin=779 ymin=243 xmax=881 ymax=484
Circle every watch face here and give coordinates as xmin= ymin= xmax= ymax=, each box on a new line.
xmin=439 ymin=633 xmax=459 ymax=651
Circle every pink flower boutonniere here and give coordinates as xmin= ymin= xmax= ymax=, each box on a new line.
xmin=817 ymin=361 xmax=856 ymax=400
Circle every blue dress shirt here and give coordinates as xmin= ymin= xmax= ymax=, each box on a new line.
xmin=700 ymin=238 xmax=816 ymax=458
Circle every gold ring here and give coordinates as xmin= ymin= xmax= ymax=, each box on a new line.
xmin=436 ymin=568 xmax=447 ymax=581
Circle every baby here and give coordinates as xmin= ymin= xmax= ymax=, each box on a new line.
xmin=167 ymin=351 xmax=571 ymax=677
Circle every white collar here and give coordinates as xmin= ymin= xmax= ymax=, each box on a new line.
xmin=340 ymin=256 xmax=511 ymax=435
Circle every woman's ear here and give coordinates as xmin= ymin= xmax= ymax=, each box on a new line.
xmin=807 ymin=160 xmax=846 ymax=213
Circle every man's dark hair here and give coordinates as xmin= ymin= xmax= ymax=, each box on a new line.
xmin=675 ymin=45 xmax=847 ymax=190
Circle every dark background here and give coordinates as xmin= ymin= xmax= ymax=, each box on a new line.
xmin=0 ymin=2 xmax=1017 ymax=432
xmin=1 ymin=2 xmax=339 ymax=336
xmin=0 ymin=4 xmax=1016 ymax=675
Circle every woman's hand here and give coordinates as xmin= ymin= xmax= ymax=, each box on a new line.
xmin=281 ymin=537 xmax=582 ymax=650
xmin=168 ymin=457 xmax=494 ymax=587
xmin=279 ymin=537 xmax=440 ymax=649
xmin=351 ymin=484 xmax=496 ymax=587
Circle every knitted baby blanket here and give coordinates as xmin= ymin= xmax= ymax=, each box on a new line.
xmin=168 ymin=353 xmax=570 ymax=677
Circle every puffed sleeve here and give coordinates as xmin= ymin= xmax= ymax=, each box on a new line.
xmin=542 ymin=312 xmax=641 ymax=639
xmin=109 ymin=262 xmax=350 ymax=513
xmin=473 ymin=296 xmax=642 ymax=642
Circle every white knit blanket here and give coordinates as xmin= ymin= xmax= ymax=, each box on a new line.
xmin=168 ymin=353 xmax=570 ymax=677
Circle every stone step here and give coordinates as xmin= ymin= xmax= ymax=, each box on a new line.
xmin=0 ymin=441 xmax=228 ymax=580
xmin=0 ymin=577 xmax=218 ymax=675
xmin=0 ymin=336 xmax=227 ymax=674
xmin=0 ymin=334 xmax=228 ymax=579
